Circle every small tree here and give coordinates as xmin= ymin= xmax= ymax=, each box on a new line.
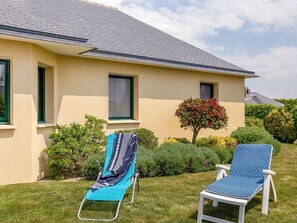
xmin=175 ymin=98 xmax=228 ymax=144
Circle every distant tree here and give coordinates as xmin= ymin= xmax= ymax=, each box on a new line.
xmin=175 ymin=98 xmax=228 ymax=144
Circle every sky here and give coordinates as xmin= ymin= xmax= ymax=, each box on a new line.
xmin=89 ymin=0 xmax=297 ymax=99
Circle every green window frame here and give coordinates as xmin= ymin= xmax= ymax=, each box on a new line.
xmin=0 ymin=60 xmax=10 ymax=124
xmin=38 ymin=67 xmax=45 ymax=123
xmin=200 ymin=83 xmax=214 ymax=99
xmin=109 ymin=75 xmax=134 ymax=120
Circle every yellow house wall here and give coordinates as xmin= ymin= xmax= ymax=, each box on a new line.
xmin=0 ymin=38 xmax=245 ymax=185
xmin=0 ymin=39 xmax=33 ymax=185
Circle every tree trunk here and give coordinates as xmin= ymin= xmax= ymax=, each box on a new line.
xmin=191 ymin=129 xmax=200 ymax=144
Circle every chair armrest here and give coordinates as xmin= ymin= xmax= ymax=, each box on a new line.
xmin=263 ymin=169 xmax=276 ymax=175
xmin=216 ymin=164 xmax=230 ymax=180
xmin=216 ymin=164 xmax=230 ymax=171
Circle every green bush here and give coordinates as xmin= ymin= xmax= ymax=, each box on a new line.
xmin=154 ymin=143 xmax=186 ymax=176
xmin=174 ymin=137 xmax=191 ymax=144
xmin=265 ymin=108 xmax=296 ymax=143
xmin=81 ymin=153 xmax=105 ymax=180
xmin=137 ymin=146 xmax=158 ymax=177
xmin=231 ymin=126 xmax=271 ymax=144
xmin=179 ymin=144 xmax=206 ymax=173
xmin=245 ymin=104 xmax=277 ymax=119
xmin=199 ymin=147 xmax=220 ymax=171
xmin=116 ymin=128 xmax=159 ymax=149
xmin=245 ymin=117 xmax=264 ymax=128
xmin=44 ymin=115 xmax=106 ymax=179
xmin=196 ymin=136 xmax=236 ymax=164
xmin=254 ymin=137 xmax=282 ymax=156
xmin=291 ymin=107 xmax=297 ymax=134
xmin=275 ymin=98 xmax=297 ymax=112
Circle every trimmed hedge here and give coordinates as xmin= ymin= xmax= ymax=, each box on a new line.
xmin=231 ymin=126 xmax=271 ymax=144
xmin=275 ymin=98 xmax=297 ymax=112
xmin=137 ymin=142 xmax=220 ymax=177
xmin=245 ymin=104 xmax=277 ymax=119
xmin=137 ymin=146 xmax=158 ymax=177
xmin=291 ymin=107 xmax=297 ymax=134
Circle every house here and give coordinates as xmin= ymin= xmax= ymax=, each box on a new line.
xmin=245 ymin=89 xmax=284 ymax=107
xmin=0 ymin=0 xmax=256 ymax=185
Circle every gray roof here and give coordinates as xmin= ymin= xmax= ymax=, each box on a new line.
xmin=0 ymin=0 xmax=255 ymax=77
xmin=245 ymin=92 xmax=284 ymax=107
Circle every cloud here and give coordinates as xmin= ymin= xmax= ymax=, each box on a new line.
xmin=224 ymin=47 xmax=297 ymax=98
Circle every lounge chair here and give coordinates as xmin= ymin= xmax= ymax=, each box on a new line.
xmin=77 ymin=133 xmax=139 ymax=221
xmin=197 ymin=144 xmax=277 ymax=223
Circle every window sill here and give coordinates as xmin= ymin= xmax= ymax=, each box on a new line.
xmin=107 ymin=120 xmax=141 ymax=125
xmin=37 ymin=123 xmax=56 ymax=128
xmin=0 ymin=125 xmax=16 ymax=130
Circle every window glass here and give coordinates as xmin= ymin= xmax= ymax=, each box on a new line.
xmin=38 ymin=67 xmax=45 ymax=122
xmin=200 ymin=83 xmax=214 ymax=99
xmin=109 ymin=76 xmax=133 ymax=119
xmin=0 ymin=60 xmax=9 ymax=123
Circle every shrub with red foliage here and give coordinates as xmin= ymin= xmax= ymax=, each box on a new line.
xmin=175 ymin=98 xmax=228 ymax=144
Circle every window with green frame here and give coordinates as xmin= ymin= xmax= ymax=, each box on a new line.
xmin=0 ymin=60 xmax=10 ymax=124
xmin=109 ymin=75 xmax=134 ymax=120
xmin=38 ymin=67 xmax=45 ymax=123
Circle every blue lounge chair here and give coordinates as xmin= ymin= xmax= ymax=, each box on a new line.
xmin=197 ymin=144 xmax=277 ymax=223
xmin=77 ymin=133 xmax=139 ymax=221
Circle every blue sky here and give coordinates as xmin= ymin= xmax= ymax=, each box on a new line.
xmin=91 ymin=0 xmax=297 ymax=99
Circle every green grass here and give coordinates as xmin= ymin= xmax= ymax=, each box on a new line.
xmin=0 ymin=144 xmax=297 ymax=223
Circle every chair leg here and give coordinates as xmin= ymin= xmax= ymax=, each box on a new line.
xmin=262 ymin=175 xmax=271 ymax=214
xmin=197 ymin=195 xmax=204 ymax=223
xmin=238 ymin=205 xmax=245 ymax=223
xmin=129 ymin=174 xmax=138 ymax=204
xmin=77 ymin=198 xmax=122 ymax=221
xmin=270 ymin=177 xmax=277 ymax=202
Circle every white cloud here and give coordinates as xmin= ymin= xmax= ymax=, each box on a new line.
xmin=224 ymin=47 xmax=297 ymax=98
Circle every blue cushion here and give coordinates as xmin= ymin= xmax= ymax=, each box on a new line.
xmin=229 ymin=144 xmax=272 ymax=178
xmin=205 ymin=144 xmax=272 ymax=199
xmin=205 ymin=176 xmax=263 ymax=200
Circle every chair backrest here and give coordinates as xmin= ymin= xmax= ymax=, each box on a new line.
xmin=102 ymin=133 xmax=136 ymax=179
xmin=229 ymin=144 xmax=273 ymax=178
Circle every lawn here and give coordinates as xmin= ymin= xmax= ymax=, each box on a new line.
xmin=0 ymin=144 xmax=296 ymax=223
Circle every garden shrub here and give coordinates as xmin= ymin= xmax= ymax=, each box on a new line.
xmin=199 ymin=147 xmax=220 ymax=171
xmin=154 ymin=143 xmax=186 ymax=176
xmin=163 ymin=137 xmax=191 ymax=144
xmin=81 ymin=152 xmax=105 ymax=180
xmin=275 ymin=98 xmax=297 ymax=112
xmin=265 ymin=108 xmax=296 ymax=143
xmin=245 ymin=104 xmax=277 ymax=119
xmin=179 ymin=144 xmax=206 ymax=173
xmin=291 ymin=107 xmax=297 ymax=134
xmin=116 ymin=128 xmax=159 ymax=149
xmin=137 ymin=146 xmax=158 ymax=177
xmin=196 ymin=136 xmax=236 ymax=163
xmin=231 ymin=126 xmax=271 ymax=144
xmin=254 ymin=137 xmax=282 ymax=156
xmin=44 ymin=115 xmax=106 ymax=179
xmin=245 ymin=117 xmax=264 ymax=129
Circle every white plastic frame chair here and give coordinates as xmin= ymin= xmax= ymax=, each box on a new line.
xmin=197 ymin=144 xmax=277 ymax=223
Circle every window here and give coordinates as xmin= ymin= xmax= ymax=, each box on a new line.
xmin=0 ymin=60 xmax=10 ymax=124
xmin=109 ymin=75 xmax=134 ymax=119
xmin=38 ymin=67 xmax=45 ymax=122
xmin=200 ymin=83 xmax=214 ymax=99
